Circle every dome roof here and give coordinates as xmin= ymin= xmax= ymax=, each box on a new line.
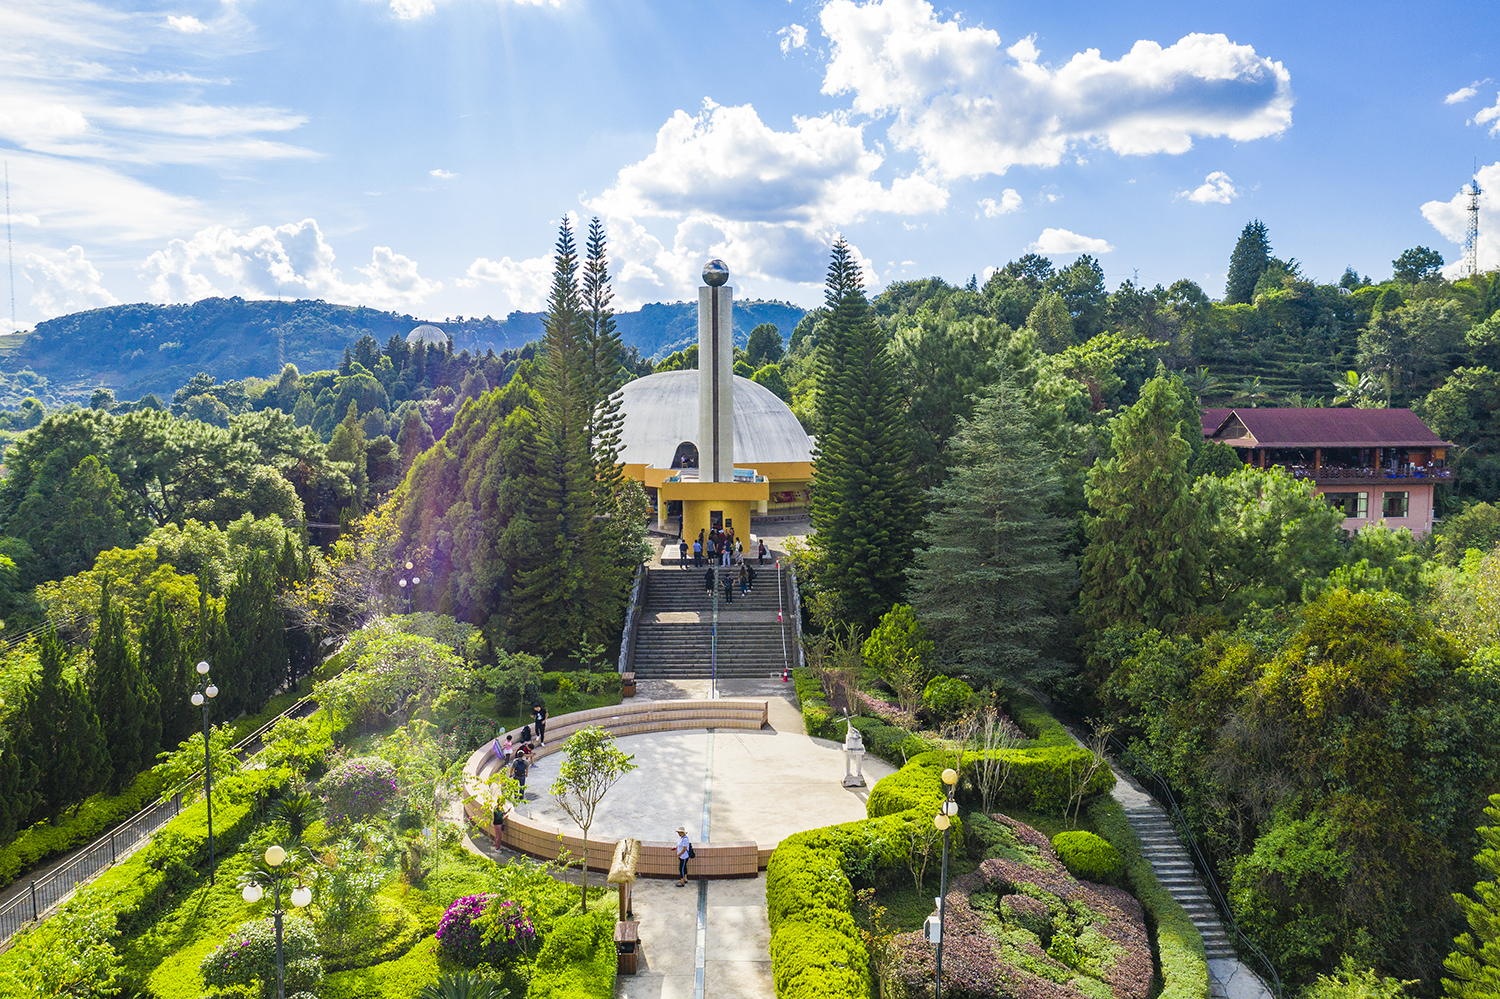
xmin=407 ymin=324 xmax=446 ymax=344
xmin=618 ymin=370 xmax=812 ymax=468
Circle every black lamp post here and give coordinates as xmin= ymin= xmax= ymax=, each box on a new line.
xmin=396 ymin=561 xmax=420 ymax=614
xmin=241 ymin=844 xmax=312 ymax=999
xmin=933 ymin=766 xmax=959 ymax=999
xmin=190 ymin=660 xmax=218 ymax=884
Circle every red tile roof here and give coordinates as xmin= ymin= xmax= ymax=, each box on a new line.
xmin=1204 ymin=408 xmax=1452 ymax=448
xmin=1200 ymin=408 xmax=1231 ymax=437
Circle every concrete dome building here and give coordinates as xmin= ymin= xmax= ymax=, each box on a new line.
xmin=618 ymin=367 xmax=814 ymax=537
xmin=407 ymin=323 xmax=447 ymax=344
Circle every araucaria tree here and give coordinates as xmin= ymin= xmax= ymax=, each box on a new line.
xmin=1080 ymin=375 xmax=1201 ymax=635
xmin=550 ymin=726 xmax=637 ymax=909
xmin=910 ymin=376 xmax=1076 ymax=686
xmin=1446 ymin=793 xmax=1500 ymax=999
xmin=1224 ymin=219 xmax=1271 ymax=305
xmin=810 ymin=239 xmax=921 ymax=629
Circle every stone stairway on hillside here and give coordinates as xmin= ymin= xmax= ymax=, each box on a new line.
xmin=630 ymin=560 xmax=796 ymax=680
xmin=1111 ymin=769 xmax=1275 ymax=999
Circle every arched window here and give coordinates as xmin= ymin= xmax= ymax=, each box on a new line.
xmin=671 ymin=441 xmax=699 ymax=469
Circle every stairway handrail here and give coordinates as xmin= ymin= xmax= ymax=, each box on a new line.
xmin=784 ymin=559 xmax=805 ymax=669
xmin=1107 ymin=735 xmax=1283 ymax=999
xmin=617 ymin=561 xmax=648 ymax=674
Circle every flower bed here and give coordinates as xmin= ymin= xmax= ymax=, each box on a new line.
xmin=884 ymin=816 xmax=1152 ymax=999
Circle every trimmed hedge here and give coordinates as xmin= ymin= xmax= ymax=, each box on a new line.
xmin=1088 ymin=796 xmax=1210 ymax=999
xmin=793 ymin=668 xmax=937 ymax=765
xmin=769 ymin=688 xmax=1125 ymax=999
xmin=0 ymin=768 xmax=165 ymax=885
xmin=1052 ymin=829 xmax=1124 ymax=886
xmin=526 ymin=910 xmax=617 ymax=999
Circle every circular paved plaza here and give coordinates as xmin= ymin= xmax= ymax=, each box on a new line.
xmin=510 ymin=694 xmax=896 ymax=848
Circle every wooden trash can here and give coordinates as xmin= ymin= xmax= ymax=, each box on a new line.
xmin=622 ymin=672 xmax=636 ymax=697
xmin=615 ymin=920 xmax=640 ymax=975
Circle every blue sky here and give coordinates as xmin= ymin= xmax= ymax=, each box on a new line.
xmin=2 ymin=0 xmax=1497 ymax=332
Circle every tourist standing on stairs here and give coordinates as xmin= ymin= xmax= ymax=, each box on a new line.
xmin=531 ymin=702 xmax=548 ymax=746
xmin=758 ymin=539 xmax=767 ymax=564
xmin=739 ymin=561 xmax=749 ymax=596
xmin=693 ymin=537 xmax=703 ymax=567
xmin=679 ymin=537 xmax=689 ymax=568
xmin=723 ymin=569 xmax=735 ymax=604
xmin=707 ymin=535 xmax=717 ymax=564
xmin=704 ymin=566 xmax=715 ymax=595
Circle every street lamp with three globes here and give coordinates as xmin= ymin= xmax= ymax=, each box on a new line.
xmin=396 ymin=561 xmax=420 ymax=614
xmin=190 ymin=661 xmax=218 ymax=883
xmin=241 ymin=844 xmax=313 ymax=999
xmin=931 ymin=766 xmax=960 ymax=999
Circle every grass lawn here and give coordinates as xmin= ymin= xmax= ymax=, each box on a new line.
xmin=493 ymin=690 xmax=624 ymax=737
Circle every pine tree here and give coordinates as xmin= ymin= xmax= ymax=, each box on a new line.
xmin=910 ymin=376 xmax=1076 ymax=686
xmin=141 ymin=592 xmax=193 ymax=750
xmin=0 ymin=688 xmax=41 ymax=837
xmin=397 ymin=407 xmax=436 ymax=471
xmin=1080 ymin=376 xmax=1202 ymax=635
xmin=1446 ymin=793 xmax=1500 ymax=999
xmin=1225 ymin=219 xmax=1271 ymax=305
xmin=809 ymin=239 xmax=922 ymax=630
xmin=224 ymin=553 xmax=289 ymax=714
xmin=1026 ymin=291 xmax=1074 ymax=353
xmin=93 ymin=581 xmax=154 ymax=792
xmin=512 ymin=220 xmax=598 ymax=653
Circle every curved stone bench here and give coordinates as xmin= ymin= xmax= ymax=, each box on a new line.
xmin=462 ymin=698 xmax=770 ymax=879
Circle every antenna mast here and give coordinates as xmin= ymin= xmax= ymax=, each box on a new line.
xmin=1465 ymin=174 xmax=1483 ymax=279
xmin=5 ymin=162 xmax=14 ymax=328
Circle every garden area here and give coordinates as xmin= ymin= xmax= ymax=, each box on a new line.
xmin=0 ymin=613 xmax=625 ymax=999
xmin=773 ymin=603 xmax=1210 ymax=999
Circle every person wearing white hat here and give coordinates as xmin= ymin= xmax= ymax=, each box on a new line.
xmin=675 ymin=826 xmax=692 ymax=886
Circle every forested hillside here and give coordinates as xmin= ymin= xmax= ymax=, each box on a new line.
xmin=0 ymin=295 xmax=805 ymax=404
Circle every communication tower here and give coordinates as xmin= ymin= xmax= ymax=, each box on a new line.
xmin=5 ymin=162 xmax=13 ymax=328
xmin=1466 ymin=176 xmax=1483 ymax=278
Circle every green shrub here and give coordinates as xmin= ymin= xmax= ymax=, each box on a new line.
xmin=321 ymin=934 xmax=441 ymax=999
xmin=921 ymin=675 xmax=973 ymax=720
xmin=1088 ymin=797 xmax=1210 ymax=999
xmin=0 ymin=768 xmax=165 ymax=885
xmin=1051 ymin=830 xmax=1124 ymax=886
xmin=964 ymin=812 xmax=1028 ymax=862
xmin=200 ymin=916 xmax=323 ymax=999
xmin=319 ymin=756 xmax=399 ymax=825
xmin=526 ymin=910 xmax=616 ymax=999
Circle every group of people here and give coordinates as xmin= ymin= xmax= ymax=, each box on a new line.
xmin=491 ymin=701 xmax=549 ymax=798
xmin=679 ymin=528 xmax=769 ymax=569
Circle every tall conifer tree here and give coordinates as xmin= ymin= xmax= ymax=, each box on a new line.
xmin=1080 ymin=375 xmax=1202 ymax=635
xmin=224 ymin=553 xmax=289 ymax=713
xmin=141 ymin=592 xmax=193 ymax=749
xmin=0 ymin=705 xmax=40 ymax=839
xmin=809 ymin=239 xmax=921 ymax=629
xmin=513 ymin=220 xmax=597 ymax=653
xmin=910 ymin=376 xmax=1075 ymax=685
xmin=91 ymin=582 xmax=151 ymax=793
xmin=1224 ymin=219 xmax=1271 ymax=305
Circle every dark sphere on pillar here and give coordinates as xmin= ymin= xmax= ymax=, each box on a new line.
xmin=702 ymin=259 xmax=730 ymax=287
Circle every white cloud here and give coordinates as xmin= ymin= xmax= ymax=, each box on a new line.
xmin=1446 ymin=83 xmax=1480 ymax=104
xmin=430 ymin=168 xmax=457 ymax=179
xmin=978 ymin=189 xmax=1023 ymax=217
xmin=1026 ymin=228 xmax=1114 ymax=255
xmin=382 ymin=0 xmax=559 ymax=19
xmin=457 ymin=254 xmax=552 ymax=311
xmin=1476 ymin=94 xmax=1500 ymax=136
xmin=167 ymin=15 xmax=207 ymax=33
xmin=140 ymin=218 xmax=441 ymax=309
xmin=819 ymin=0 xmax=1293 ymax=179
xmin=590 ymin=100 xmax=941 ymax=298
xmin=1421 ymin=162 xmax=1500 ymax=277
xmin=1181 ymin=170 xmax=1238 ymax=204
xmin=26 ymin=245 xmax=119 ymax=318
xmin=0 ymin=150 xmax=206 ymax=242
xmin=779 ymin=23 xmax=807 ymax=55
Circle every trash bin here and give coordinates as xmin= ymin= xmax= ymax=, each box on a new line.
xmin=615 ymin=920 xmax=640 ymax=975
xmin=622 ymin=672 xmax=636 ymax=698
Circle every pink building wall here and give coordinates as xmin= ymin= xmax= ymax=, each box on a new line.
xmin=1311 ymin=482 xmax=1437 ymax=537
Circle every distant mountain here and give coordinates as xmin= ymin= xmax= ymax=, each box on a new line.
xmin=1 ymin=295 xmax=806 ymax=402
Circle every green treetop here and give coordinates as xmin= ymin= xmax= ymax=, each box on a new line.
xmin=1225 ymin=219 xmax=1271 ymax=305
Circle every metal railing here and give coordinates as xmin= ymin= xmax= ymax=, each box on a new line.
xmin=616 ymin=561 xmax=648 ymax=675
xmin=0 ymin=675 xmax=330 ymax=950
xmin=785 ymin=561 xmax=805 ymax=670
xmin=1107 ymin=736 xmax=1283 ymax=999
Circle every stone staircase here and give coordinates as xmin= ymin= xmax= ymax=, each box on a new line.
xmin=630 ymin=562 xmax=796 ymax=680
xmin=1113 ymin=771 xmax=1239 ymax=963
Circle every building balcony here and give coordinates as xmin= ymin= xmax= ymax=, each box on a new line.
xmin=1276 ymin=464 xmax=1453 ymax=486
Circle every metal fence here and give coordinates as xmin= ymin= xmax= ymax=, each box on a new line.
xmin=0 ymin=679 xmax=329 ymax=950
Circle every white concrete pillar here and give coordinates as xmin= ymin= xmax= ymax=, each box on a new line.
xmin=697 ymin=261 xmax=735 ymax=484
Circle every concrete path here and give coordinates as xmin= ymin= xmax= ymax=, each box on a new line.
xmin=1110 ymin=769 xmax=1275 ymax=999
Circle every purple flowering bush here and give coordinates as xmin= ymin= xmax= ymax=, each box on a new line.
xmin=884 ymin=816 xmax=1152 ymax=999
xmin=437 ymin=894 xmax=536 ymax=967
xmin=317 ymin=756 xmax=399 ymax=826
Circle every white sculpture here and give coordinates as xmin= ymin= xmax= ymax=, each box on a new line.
xmin=842 ymin=719 xmax=866 ymax=787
